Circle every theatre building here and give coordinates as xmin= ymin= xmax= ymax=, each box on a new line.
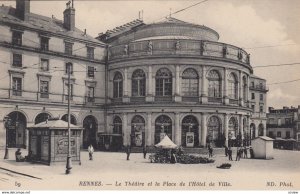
xmin=97 ymin=17 xmax=268 ymax=150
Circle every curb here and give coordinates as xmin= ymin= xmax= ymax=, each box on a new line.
xmin=0 ymin=166 xmax=42 ymax=180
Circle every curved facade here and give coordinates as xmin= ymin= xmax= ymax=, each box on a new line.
xmin=102 ymin=17 xmax=265 ymax=149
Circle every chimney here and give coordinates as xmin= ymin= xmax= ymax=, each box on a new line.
xmin=63 ymin=0 xmax=75 ymax=31
xmin=16 ymin=0 xmax=30 ymax=21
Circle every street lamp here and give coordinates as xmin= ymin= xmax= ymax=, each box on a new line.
xmin=3 ymin=116 xmax=11 ymax=159
xmin=65 ymin=62 xmax=72 ymax=174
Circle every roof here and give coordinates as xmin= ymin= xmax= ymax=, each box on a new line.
xmin=133 ymin=35 xmax=198 ymax=42
xmin=254 ymin=136 xmax=274 ymax=141
xmin=155 ymin=135 xmax=178 ymax=149
xmin=28 ymin=119 xmax=82 ymax=130
xmin=0 ymin=5 xmax=103 ymax=45
xmin=250 ymin=74 xmax=266 ymax=81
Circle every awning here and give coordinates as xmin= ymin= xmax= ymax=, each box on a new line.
xmin=155 ymin=135 xmax=178 ymax=149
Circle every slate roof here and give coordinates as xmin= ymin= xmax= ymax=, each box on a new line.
xmin=0 ymin=5 xmax=103 ymax=45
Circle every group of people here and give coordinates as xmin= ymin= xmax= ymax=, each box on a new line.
xmin=224 ymin=145 xmax=254 ymax=161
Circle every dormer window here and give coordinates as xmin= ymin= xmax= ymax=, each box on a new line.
xmin=87 ymin=46 xmax=94 ymax=60
xmin=40 ymin=37 xmax=49 ymax=51
xmin=12 ymin=31 xmax=22 ymax=46
xmin=65 ymin=42 xmax=73 ymax=55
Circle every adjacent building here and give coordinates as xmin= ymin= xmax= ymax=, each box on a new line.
xmin=267 ymin=106 xmax=300 ymax=141
xmin=0 ymin=0 xmax=106 ymax=149
xmin=0 ymin=0 xmax=268 ymax=151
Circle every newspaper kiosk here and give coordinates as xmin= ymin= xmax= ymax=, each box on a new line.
xmin=27 ymin=119 xmax=83 ymax=165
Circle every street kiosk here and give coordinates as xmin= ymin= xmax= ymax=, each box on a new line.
xmin=251 ymin=136 xmax=274 ymax=159
xmin=27 ymin=119 xmax=83 ymax=165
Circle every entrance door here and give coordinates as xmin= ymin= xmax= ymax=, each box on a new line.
xmin=36 ymin=135 xmax=42 ymax=161
xmin=83 ymin=116 xmax=97 ymax=149
xmin=7 ymin=111 xmax=27 ymax=148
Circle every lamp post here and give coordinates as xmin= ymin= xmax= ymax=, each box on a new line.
xmin=65 ymin=62 xmax=72 ymax=174
xmin=3 ymin=116 xmax=11 ymax=159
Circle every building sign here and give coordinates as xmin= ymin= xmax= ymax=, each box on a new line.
xmin=186 ymin=132 xmax=194 ymax=147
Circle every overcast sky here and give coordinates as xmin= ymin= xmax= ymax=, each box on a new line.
xmin=3 ymin=0 xmax=300 ymax=109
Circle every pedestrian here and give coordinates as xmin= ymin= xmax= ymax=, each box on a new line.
xmin=236 ymin=147 xmax=241 ymax=161
xmin=170 ymin=150 xmax=177 ymax=164
xmin=224 ymin=145 xmax=229 ymax=157
xmin=243 ymin=146 xmax=248 ymax=158
xmin=228 ymin=147 xmax=233 ymax=161
xmin=15 ymin=148 xmax=25 ymax=162
xmin=208 ymin=146 xmax=213 ymax=158
xmin=126 ymin=145 xmax=131 ymax=160
xmin=88 ymin=144 xmax=94 ymax=160
xmin=143 ymin=146 xmax=147 ymax=159
xmin=249 ymin=146 xmax=254 ymax=158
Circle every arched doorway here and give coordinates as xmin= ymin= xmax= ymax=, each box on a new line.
xmin=207 ymin=116 xmax=223 ymax=147
xmin=7 ymin=111 xmax=27 ymax=148
xmin=228 ymin=117 xmax=238 ymax=147
xmin=61 ymin=114 xmax=77 ymax=125
xmin=258 ymin=123 xmax=264 ymax=136
xmin=111 ymin=116 xmax=123 ymax=151
xmin=181 ymin=115 xmax=199 ymax=147
xmin=131 ymin=115 xmax=145 ymax=147
xmin=250 ymin=123 xmax=256 ymax=139
xmin=155 ymin=115 xmax=172 ymax=144
xmin=35 ymin=113 xmax=51 ymax=124
xmin=83 ymin=115 xmax=97 ymax=149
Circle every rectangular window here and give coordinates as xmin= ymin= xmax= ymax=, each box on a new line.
xmin=277 ymin=131 xmax=281 ymax=137
xmin=87 ymin=66 xmax=95 ymax=78
xmin=12 ymin=31 xmax=22 ymax=46
xmin=285 ymin=118 xmax=291 ymax=125
xmin=251 ymin=105 xmax=255 ymax=112
xmin=251 ymin=82 xmax=254 ymax=87
xmin=65 ymin=42 xmax=73 ymax=55
xmin=260 ymin=94 xmax=263 ymax=101
xmin=12 ymin=53 xmax=22 ymax=67
xmin=65 ymin=83 xmax=73 ymax=100
xmin=269 ymin=131 xmax=273 ymax=138
xmin=40 ymin=80 xmax=49 ymax=98
xmin=12 ymin=77 xmax=22 ymax=96
xmin=260 ymin=106 xmax=263 ymax=113
xmin=65 ymin=63 xmax=73 ymax=75
xmin=40 ymin=37 xmax=49 ymax=51
xmin=87 ymin=86 xmax=95 ymax=102
xmin=40 ymin=59 xmax=49 ymax=71
xmin=87 ymin=47 xmax=94 ymax=60
xmin=251 ymin=93 xmax=255 ymax=100
xmin=286 ymin=131 xmax=290 ymax=139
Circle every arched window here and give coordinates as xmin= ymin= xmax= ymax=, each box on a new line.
xmin=228 ymin=73 xmax=238 ymax=99
xmin=155 ymin=115 xmax=172 ymax=144
xmin=207 ymin=116 xmax=222 ymax=147
xmin=181 ymin=115 xmax=199 ymax=147
xmin=131 ymin=115 xmax=145 ymax=147
xmin=35 ymin=113 xmax=51 ymax=124
xmin=113 ymin=116 xmax=122 ymax=134
xmin=182 ymin=68 xmax=199 ymax=96
xmin=132 ymin=69 xmax=146 ymax=97
xmin=208 ymin=70 xmax=221 ymax=98
xmin=242 ymin=76 xmax=247 ymax=100
xmin=61 ymin=114 xmax=77 ymax=125
xmin=155 ymin=68 xmax=172 ymax=96
xmin=113 ymin=72 xmax=123 ymax=98
xmin=83 ymin=115 xmax=98 ymax=149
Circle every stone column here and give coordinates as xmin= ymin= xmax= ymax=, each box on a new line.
xmin=246 ymin=75 xmax=250 ymax=106
xmin=239 ymin=115 xmax=244 ymax=145
xmin=175 ymin=112 xmax=180 ymax=145
xmin=122 ymin=113 xmax=128 ymax=146
xmin=201 ymin=66 xmax=208 ymax=103
xmin=123 ymin=68 xmax=130 ymax=103
xmin=224 ymin=68 xmax=229 ymax=105
xmin=224 ymin=114 xmax=229 ymax=147
xmin=175 ymin=65 xmax=181 ymax=102
xmin=201 ymin=113 xmax=207 ymax=147
xmin=146 ymin=66 xmax=154 ymax=102
xmin=147 ymin=112 xmax=152 ymax=146
xmin=239 ymin=71 xmax=244 ymax=106
xmin=263 ymin=123 xmax=267 ymax=136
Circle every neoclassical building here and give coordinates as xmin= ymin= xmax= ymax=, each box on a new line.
xmin=0 ymin=0 xmax=268 ymax=152
xmin=97 ymin=17 xmax=268 ymax=150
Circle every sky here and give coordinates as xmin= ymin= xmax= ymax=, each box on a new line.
xmin=2 ymin=0 xmax=300 ymax=109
